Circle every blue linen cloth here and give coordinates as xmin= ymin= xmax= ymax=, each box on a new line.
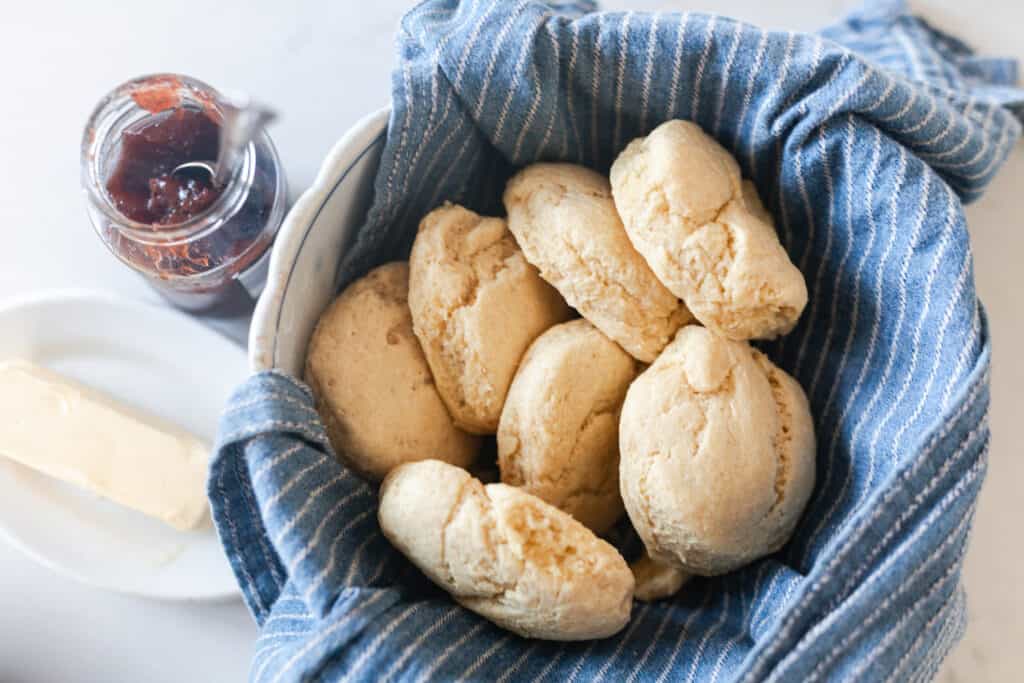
xmin=210 ymin=1 xmax=1024 ymax=680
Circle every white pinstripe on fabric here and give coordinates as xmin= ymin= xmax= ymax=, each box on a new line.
xmin=731 ymin=29 xmax=769 ymax=156
xmin=413 ymin=621 xmax=488 ymax=683
xmin=261 ymin=612 xmax=313 ymax=631
xmin=919 ymin=104 xmax=982 ymax=161
xmin=424 ymin=128 xmax=484 ymax=211
xmin=960 ymin=105 xmax=1018 ymax=180
xmin=252 ymin=644 xmax=286 ymax=683
xmin=256 ymin=630 xmax=315 ymax=643
xmin=591 ymin=603 xmax=651 ymax=682
xmin=612 ymin=11 xmax=633 ymax=154
xmin=224 ymin=391 xmax=320 ymax=418
xmin=821 ymin=67 xmax=877 ymax=130
xmin=665 ymin=13 xmax=690 ymax=120
xmin=802 ymin=114 xmax=850 ymax=394
xmin=536 ymin=647 xmax=568 ymax=682
xmin=685 ymin=590 xmax=732 ymax=683
xmin=495 ymin=642 xmax=539 ymax=683
xmin=737 ymin=561 xmax=772 ymax=637
xmin=932 ymin=103 xmax=999 ymax=169
xmin=589 ymin=12 xmax=604 ymax=164
xmin=626 ymin=600 xmax=678 ymax=683
xmin=455 ymin=634 xmax=514 ymax=682
xmin=861 ymin=170 xmax=936 ymax=489
xmin=771 ymin=35 xmax=822 ymax=251
xmin=892 ymin=92 xmax=938 ymax=134
xmin=286 ymin=485 xmax=371 ymax=575
xmin=793 ymin=122 xmax=842 ymax=377
xmin=567 ymin=21 xmax=583 ymax=162
xmin=260 ymin=454 xmax=335 ymax=511
xmin=543 ymin=22 xmax=567 ymax=160
xmin=712 ymin=21 xmax=745 ymax=137
xmin=655 ymin=588 xmax=715 ymax=683
xmin=690 ymin=15 xmax=718 ymax=122
xmin=272 ymin=472 xmax=348 ymax=545
xmin=638 ymin=13 xmax=660 ymax=133
xmin=340 ymin=604 xmax=425 ymax=683
xmin=473 ymin=0 xmax=532 ymax=120
xmin=236 ymin=451 xmax=288 ymax=589
xmin=383 ymin=61 xmax=414 ymax=211
xmin=942 ymin=300 xmax=981 ymax=409
xmin=341 ymin=530 xmax=381 ymax=587
xmin=824 ymin=146 xmax=909 ymax=507
xmin=748 ymin=31 xmax=795 ymax=182
xmin=302 ymin=508 xmax=375 ymax=602
xmin=513 ymin=16 xmax=552 ymax=162
xmin=877 ymin=87 xmax=917 ymax=123
xmin=378 ymin=606 xmax=460 ymax=683
xmin=708 ymin=585 xmax=755 ymax=683
xmin=271 ymin=590 xmax=392 ymax=683
xmin=497 ymin=10 xmax=554 ymax=148
xmin=251 ymin=444 xmax=305 ymax=485
xmin=888 ymin=206 xmax=971 ymax=454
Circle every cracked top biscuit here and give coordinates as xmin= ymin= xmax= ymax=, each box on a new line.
xmin=503 ymin=163 xmax=691 ymax=363
xmin=408 ymin=204 xmax=572 ymax=434
xmin=610 ymin=120 xmax=808 ymax=341
xmin=305 ymin=262 xmax=480 ymax=481
xmin=497 ymin=319 xmax=638 ymax=534
xmin=379 ymin=460 xmax=635 ymax=640
xmin=619 ymin=325 xmax=815 ymax=575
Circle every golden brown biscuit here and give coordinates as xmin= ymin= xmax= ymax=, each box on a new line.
xmin=503 ymin=163 xmax=691 ymax=363
xmin=408 ymin=203 xmax=571 ymax=434
xmin=610 ymin=120 xmax=807 ymax=340
xmin=630 ymin=554 xmax=690 ymax=601
xmin=305 ymin=262 xmax=479 ymax=481
xmin=379 ymin=460 xmax=635 ymax=640
xmin=498 ymin=319 xmax=637 ymax=533
xmin=619 ymin=325 xmax=815 ymax=575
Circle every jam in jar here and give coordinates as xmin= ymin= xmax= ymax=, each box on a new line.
xmin=82 ymin=74 xmax=287 ymax=313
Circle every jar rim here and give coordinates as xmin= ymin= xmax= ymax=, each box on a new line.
xmin=80 ymin=73 xmax=252 ymax=245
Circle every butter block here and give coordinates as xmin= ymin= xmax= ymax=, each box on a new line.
xmin=0 ymin=360 xmax=210 ymax=531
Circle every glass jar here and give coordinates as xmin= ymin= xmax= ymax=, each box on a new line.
xmin=81 ymin=74 xmax=287 ymax=314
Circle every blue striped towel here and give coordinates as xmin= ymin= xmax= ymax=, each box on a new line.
xmin=210 ymin=1 xmax=1024 ymax=680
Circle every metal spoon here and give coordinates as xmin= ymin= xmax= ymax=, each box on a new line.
xmin=171 ymin=96 xmax=276 ymax=187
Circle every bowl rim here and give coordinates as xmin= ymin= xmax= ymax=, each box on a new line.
xmin=249 ymin=106 xmax=391 ymax=372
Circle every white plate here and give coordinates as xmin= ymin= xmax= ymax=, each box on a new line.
xmin=0 ymin=290 xmax=244 ymax=601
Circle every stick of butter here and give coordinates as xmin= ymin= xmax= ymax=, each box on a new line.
xmin=0 ymin=360 xmax=210 ymax=531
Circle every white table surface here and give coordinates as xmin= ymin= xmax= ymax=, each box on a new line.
xmin=1 ymin=1 xmax=1020 ymax=681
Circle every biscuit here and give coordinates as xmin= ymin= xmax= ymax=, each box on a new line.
xmin=379 ymin=460 xmax=635 ymax=640
xmin=408 ymin=203 xmax=572 ymax=434
xmin=305 ymin=262 xmax=479 ymax=481
xmin=497 ymin=320 xmax=637 ymax=533
xmin=503 ymin=163 xmax=691 ymax=363
xmin=630 ymin=554 xmax=690 ymax=602
xmin=610 ymin=120 xmax=807 ymax=340
xmin=619 ymin=325 xmax=815 ymax=575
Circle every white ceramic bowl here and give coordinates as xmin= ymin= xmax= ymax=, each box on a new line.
xmin=249 ymin=107 xmax=389 ymax=375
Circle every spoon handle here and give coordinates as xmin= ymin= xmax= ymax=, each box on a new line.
xmin=214 ymin=97 xmax=277 ymax=187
